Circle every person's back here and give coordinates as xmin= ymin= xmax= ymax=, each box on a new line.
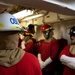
xmin=0 ymin=12 xmax=42 ymax=75
xmin=0 ymin=52 xmax=42 ymax=75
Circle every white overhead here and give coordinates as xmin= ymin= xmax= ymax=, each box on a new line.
xmin=0 ymin=0 xmax=75 ymax=15
xmin=43 ymin=0 xmax=75 ymax=11
xmin=13 ymin=10 xmax=33 ymax=19
xmin=22 ymin=14 xmax=44 ymax=21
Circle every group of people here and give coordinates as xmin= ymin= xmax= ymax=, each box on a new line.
xmin=19 ymin=22 xmax=75 ymax=75
xmin=0 ymin=12 xmax=75 ymax=75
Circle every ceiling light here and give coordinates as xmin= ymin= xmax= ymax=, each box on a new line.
xmin=13 ymin=10 xmax=33 ymax=19
xmin=22 ymin=14 xmax=44 ymax=21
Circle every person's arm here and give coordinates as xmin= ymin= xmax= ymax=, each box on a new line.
xmin=43 ymin=57 xmax=52 ymax=67
xmin=60 ymin=55 xmax=75 ymax=69
xmin=59 ymin=46 xmax=75 ymax=69
xmin=38 ymin=53 xmax=45 ymax=69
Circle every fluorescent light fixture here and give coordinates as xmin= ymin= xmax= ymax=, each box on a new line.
xmin=13 ymin=10 xmax=33 ymax=19
xmin=22 ymin=14 xmax=44 ymax=21
xmin=43 ymin=0 xmax=75 ymax=11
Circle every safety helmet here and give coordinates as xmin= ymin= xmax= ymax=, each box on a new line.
xmin=24 ymin=30 xmax=33 ymax=36
xmin=41 ymin=24 xmax=53 ymax=32
xmin=0 ymin=12 xmax=26 ymax=31
xmin=69 ymin=26 xmax=75 ymax=37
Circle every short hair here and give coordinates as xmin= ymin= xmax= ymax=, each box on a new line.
xmin=28 ymin=24 xmax=34 ymax=30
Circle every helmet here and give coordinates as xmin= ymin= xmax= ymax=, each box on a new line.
xmin=24 ymin=30 xmax=33 ymax=36
xmin=0 ymin=12 xmax=26 ymax=31
xmin=69 ymin=26 xmax=75 ymax=37
xmin=41 ymin=24 xmax=53 ymax=32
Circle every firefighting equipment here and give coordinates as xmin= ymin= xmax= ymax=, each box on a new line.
xmin=41 ymin=24 xmax=53 ymax=32
xmin=0 ymin=12 xmax=26 ymax=31
xmin=41 ymin=24 xmax=54 ymax=39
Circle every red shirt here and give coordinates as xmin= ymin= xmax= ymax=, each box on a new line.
xmin=31 ymin=38 xmax=36 ymax=43
xmin=19 ymin=38 xmax=37 ymax=56
xmin=24 ymin=42 xmax=37 ymax=56
xmin=59 ymin=46 xmax=75 ymax=75
xmin=0 ymin=52 xmax=42 ymax=75
xmin=38 ymin=39 xmax=59 ymax=71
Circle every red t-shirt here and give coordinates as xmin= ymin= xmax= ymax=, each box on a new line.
xmin=0 ymin=52 xmax=42 ymax=75
xmin=19 ymin=38 xmax=37 ymax=56
xmin=24 ymin=42 xmax=37 ymax=56
xmin=38 ymin=39 xmax=59 ymax=71
xmin=59 ymin=46 xmax=75 ymax=75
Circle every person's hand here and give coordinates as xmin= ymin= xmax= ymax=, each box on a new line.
xmin=38 ymin=59 xmax=45 ymax=69
xmin=38 ymin=54 xmax=45 ymax=69
xmin=43 ymin=57 xmax=52 ymax=68
xmin=39 ymin=57 xmax=52 ymax=69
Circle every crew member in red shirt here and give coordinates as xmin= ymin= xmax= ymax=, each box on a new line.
xmin=0 ymin=12 xmax=42 ymax=75
xmin=21 ymin=30 xmax=37 ymax=56
xmin=28 ymin=24 xmax=36 ymax=43
xmin=37 ymin=24 xmax=59 ymax=75
xmin=59 ymin=26 xmax=75 ymax=75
